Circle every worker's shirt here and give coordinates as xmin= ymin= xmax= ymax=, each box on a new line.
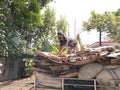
xmin=59 ymin=36 xmax=77 ymax=49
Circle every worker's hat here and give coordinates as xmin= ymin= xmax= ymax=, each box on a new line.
xmin=57 ymin=30 xmax=64 ymax=35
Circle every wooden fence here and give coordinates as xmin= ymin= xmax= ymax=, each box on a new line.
xmin=0 ymin=57 xmax=25 ymax=81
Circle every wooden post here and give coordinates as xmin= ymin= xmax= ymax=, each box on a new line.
xmin=62 ymin=78 xmax=64 ymax=90
xmin=118 ymin=84 xmax=120 ymax=90
xmin=94 ymin=79 xmax=97 ymax=90
xmin=34 ymin=71 xmax=36 ymax=90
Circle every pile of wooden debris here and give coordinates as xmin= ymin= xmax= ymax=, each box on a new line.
xmin=32 ymin=47 xmax=120 ymax=78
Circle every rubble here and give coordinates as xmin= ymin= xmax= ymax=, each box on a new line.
xmin=33 ymin=50 xmax=99 ymax=77
xmin=33 ymin=47 xmax=120 ymax=89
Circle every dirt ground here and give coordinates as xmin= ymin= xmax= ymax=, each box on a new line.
xmin=0 ymin=77 xmax=35 ymax=90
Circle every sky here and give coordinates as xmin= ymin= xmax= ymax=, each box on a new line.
xmin=50 ymin=0 xmax=120 ymax=45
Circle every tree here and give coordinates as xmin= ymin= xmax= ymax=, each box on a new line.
xmin=83 ymin=9 xmax=120 ymax=45
xmin=115 ymin=9 xmax=120 ymax=32
xmin=0 ymin=0 xmax=54 ymax=78
xmin=56 ymin=15 xmax=68 ymax=35
xmin=0 ymin=0 xmax=53 ymax=58
xmin=76 ymin=33 xmax=84 ymax=50
xmin=34 ymin=6 xmax=56 ymax=51
xmin=38 ymin=0 xmax=54 ymax=7
xmin=116 ymin=9 xmax=120 ymax=31
xmin=107 ymin=9 xmax=120 ymax=42
xmin=82 ymin=11 xmax=110 ymax=46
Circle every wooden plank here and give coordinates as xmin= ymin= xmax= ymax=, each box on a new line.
xmin=32 ymin=67 xmax=50 ymax=73
xmin=111 ymin=59 xmax=120 ymax=65
xmin=35 ymin=50 xmax=49 ymax=58
xmin=34 ymin=71 xmax=62 ymax=89
xmin=48 ymin=58 xmax=62 ymax=64
xmin=49 ymin=65 xmax=69 ymax=71
xmin=59 ymin=70 xmax=78 ymax=78
xmin=33 ymin=59 xmax=51 ymax=66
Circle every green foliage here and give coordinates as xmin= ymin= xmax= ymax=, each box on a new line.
xmin=82 ymin=9 xmax=120 ymax=45
xmin=115 ymin=9 xmax=120 ymax=16
xmin=40 ymin=40 xmax=52 ymax=52
xmin=34 ymin=6 xmax=57 ymax=51
xmin=76 ymin=33 xmax=84 ymax=50
xmin=62 ymin=48 xmax=68 ymax=54
xmin=42 ymin=6 xmax=56 ymax=36
xmin=50 ymin=45 xmax=68 ymax=55
xmin=39 ymin=0 xmax=54 ymax=7
xmin=106 ymin=9 xmax=120 ymax=42
xmin=0 ymin=0 xmax=53 ymax=58
xmin=114 ymin=45 xmax=120 ymax=50
xmin=50 ymin=45 xmax=59 ymax=54
xmin=83 ymin=11 xmax=108 ymax=31
xmin=57 ymin=15 xmax=68 ymax=35
xmin=82 ymin=11 xmax=107 ymax=46
xmin=25 ymin=58 xmax=33 ymax=77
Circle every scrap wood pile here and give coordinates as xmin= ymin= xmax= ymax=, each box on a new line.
xmin=32 ymin=46 xmax=120 ymax=78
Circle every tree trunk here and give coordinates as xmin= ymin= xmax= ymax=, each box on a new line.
xmin=99 ymin=29 xmax=102 ymax=46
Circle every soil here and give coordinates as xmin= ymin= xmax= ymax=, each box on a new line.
xmin=0 ymin=77 xmax=35 ymax=90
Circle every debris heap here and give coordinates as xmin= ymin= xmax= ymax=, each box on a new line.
xmin=33 ymin=51 xmax=99 ymax=77
xmin=33 ymin=47 xmax=120 ymax=89
xmin=33 ymin=47 xmax=120 ymax=78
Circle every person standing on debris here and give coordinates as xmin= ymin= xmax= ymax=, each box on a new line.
xmin=57 ymin=30 xmax=80 ymax=55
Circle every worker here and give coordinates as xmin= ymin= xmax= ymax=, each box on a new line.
xmin=57 ymin=30 xmax=80 ymax=55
